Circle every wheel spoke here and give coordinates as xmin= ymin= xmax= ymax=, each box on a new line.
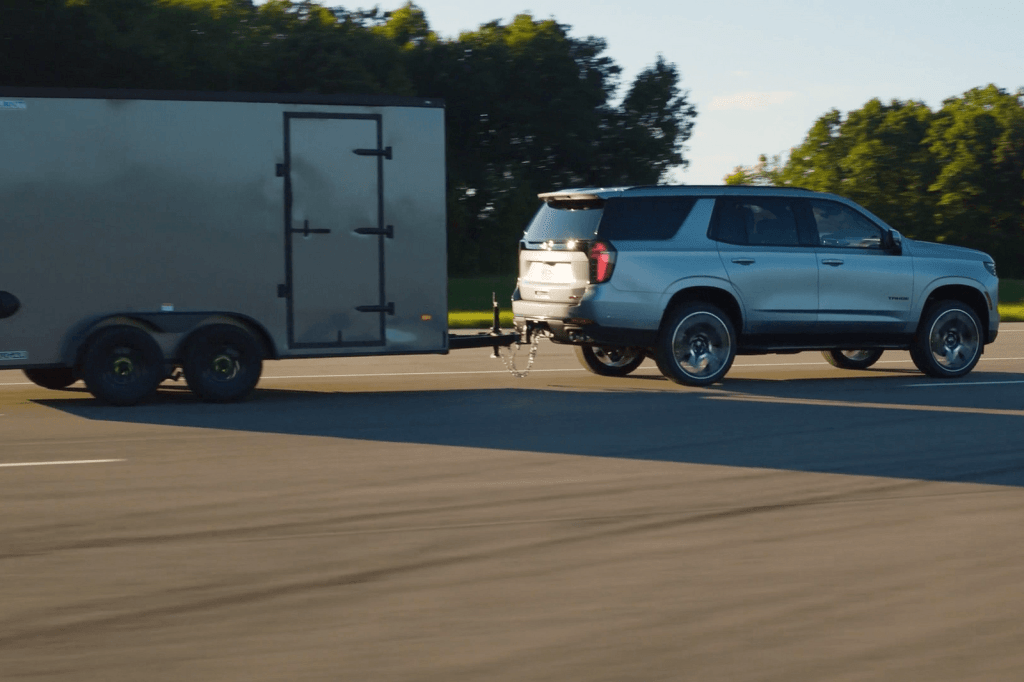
xmin=672 ymin=313 xmax=731 ymax=379
xmin=927 ymin=308 xmax=980 ymax=373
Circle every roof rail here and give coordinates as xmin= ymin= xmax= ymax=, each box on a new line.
xmin=625 ymin=184 xmax=820 ymax=193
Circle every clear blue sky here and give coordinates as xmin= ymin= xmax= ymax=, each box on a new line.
xmin=263 ymin=0 xmax=1024 ymax=185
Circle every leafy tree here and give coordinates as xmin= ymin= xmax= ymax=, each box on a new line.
xmin=925 ymin=85 xmax=1024 ymax=271
xmin=724 ymin=153 xmax=784 ymax=186
xmin=381 ymin=10 xmax=696 ymax=274
xmin=729 ymin=89 xmax=1024 ymax=275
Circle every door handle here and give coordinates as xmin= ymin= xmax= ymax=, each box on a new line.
xmin=821 ymin=259 xmax=844 ymax=266
xmin=731 ymin=258 xmax=755 ymax=265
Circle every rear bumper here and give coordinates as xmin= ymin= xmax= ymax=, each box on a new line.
xmin=512 ymin=289 xmax=659 ymax=347
xmin=512 ymin=313 xmax=656 ymax=348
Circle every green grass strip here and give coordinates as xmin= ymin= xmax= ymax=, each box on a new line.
xmin=448 ymin=310 xmax=515 ymax=329
xmin=1000 ymin=304 xmax=1024 ymax=322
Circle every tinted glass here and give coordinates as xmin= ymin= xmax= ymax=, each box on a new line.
xmin=713 ymin=198 xmax=800 ymax=246
xmin=809 ymin=200 xmax=883 ymax=248
xmin=523 ymin=203 xmax=603 ymax=242
xmin=597 ymin=197 xmax=697 ymax=241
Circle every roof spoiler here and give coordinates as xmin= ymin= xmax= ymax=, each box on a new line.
xmin=537 ymin=192 xmax=601 ymax=202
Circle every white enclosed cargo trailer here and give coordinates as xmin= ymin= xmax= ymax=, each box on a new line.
xmin=0 ymin=88 xmax=513 ymax=404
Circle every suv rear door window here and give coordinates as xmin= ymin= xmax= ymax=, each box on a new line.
xmin=712 ymin=197 xmax=801 ymax=246
xmin=597 ymin=197 xmax=696 ymax=241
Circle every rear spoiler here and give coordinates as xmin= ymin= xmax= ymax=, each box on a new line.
xmin=537 ymin=192 xmax=604 ymax=209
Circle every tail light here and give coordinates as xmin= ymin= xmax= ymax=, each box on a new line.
xmin=588 ymin=241 xmax=616 ymax=283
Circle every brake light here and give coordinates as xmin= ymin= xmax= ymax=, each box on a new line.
xmin=588 ymin=241 xmax=616 ymax=283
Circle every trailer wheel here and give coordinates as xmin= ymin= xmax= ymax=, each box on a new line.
xmin=23 ymin=367 xmax=77 ymax=390
xmin=182 ymin=324 xmax=263 ymax=402
xmin=81 ymin=326 xmax=165 ymax=405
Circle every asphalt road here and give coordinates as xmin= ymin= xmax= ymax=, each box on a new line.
xmin=2 ymin=325 xmax=1023 ymax=681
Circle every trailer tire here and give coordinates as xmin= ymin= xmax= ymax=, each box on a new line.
xmin=182 ymin=324 xmax=263 ymax=402
xmin=81 ymin=326 xmax=166 ymax=406
xmin=23 ymin=367 xmax=77 ymax=390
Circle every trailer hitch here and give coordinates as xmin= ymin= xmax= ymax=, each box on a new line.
xmin=447 ymin=292 xmax=519 ymax=352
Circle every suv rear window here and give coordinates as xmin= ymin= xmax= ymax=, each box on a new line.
xmin=711 ymin=197 xmax=801 ymax=246
xmin=524 ymin=195 xmax=697 ymax=243
xmin=597 ymin=197 xmax=696 ymax=241
xmin=523 ymin=202 xmax=603 ymax=242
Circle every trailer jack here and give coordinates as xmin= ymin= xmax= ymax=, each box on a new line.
xmin=447 ymin=292 xmax=520 ymax=352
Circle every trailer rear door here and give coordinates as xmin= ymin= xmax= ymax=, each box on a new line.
xmin=285 ymin=113 xmax=391 ymax=349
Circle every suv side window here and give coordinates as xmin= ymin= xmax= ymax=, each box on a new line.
xmin=597 ymin=197 xmax=696 ymax=241
xmin=711 ymin=197 xmax=801 ymax=246
xmin=808 ymin=199 xmax=884 ymax=249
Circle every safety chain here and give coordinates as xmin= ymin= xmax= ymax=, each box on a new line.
xmin=496 ymin=328 xmax=550 ymax=378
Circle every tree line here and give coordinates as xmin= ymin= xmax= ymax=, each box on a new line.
xmin=727 ymin=85 xmax=1024 ymax=278
xmin=1 ymin=0 xmax=696 ymax=276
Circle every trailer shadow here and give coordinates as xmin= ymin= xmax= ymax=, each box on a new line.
xmin=35 ymin=370 xmax=1024 ymax=488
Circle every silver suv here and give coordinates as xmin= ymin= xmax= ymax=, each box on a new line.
xmin=511 ymin=186 xmax=1000 ymax=386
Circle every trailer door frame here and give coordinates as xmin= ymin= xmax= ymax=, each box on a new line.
xmin=282 ymin=111 xmax=393 ymax=350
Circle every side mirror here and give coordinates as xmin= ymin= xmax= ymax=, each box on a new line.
xmin=886 ymin=230 xmax=903 ymax=255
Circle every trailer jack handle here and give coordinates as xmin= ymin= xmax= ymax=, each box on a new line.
xmin=489 ymin=292 xmax=503 ymax=358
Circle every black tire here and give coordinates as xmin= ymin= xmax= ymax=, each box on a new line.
xmin=81 ymin=326 xmax=165 ymax=406
xmin=822 ymin=349 xmax=884 ymax=370
xmin=182 ymin=324 xmax=263 ymax=402
xmin=573 ymin=345 xmax=645 ymax=377
xmin=654 ymin=303 xmax=737 ymax=387
xmin=23 ymin=367 xmax=77 ymax=390
xmin=911 ymin=300 xmax=983 ymax=378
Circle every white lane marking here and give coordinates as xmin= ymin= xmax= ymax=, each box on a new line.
xmin=903 ymin=380 xmax=1024 ymax=388
xmin=0 ymin=459 xmax=125 ymax=468
xmin=259 ymin=368 xmax=584 ymax=380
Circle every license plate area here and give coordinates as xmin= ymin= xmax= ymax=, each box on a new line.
xmin=523 ymin=262 xmax=576 ymax=285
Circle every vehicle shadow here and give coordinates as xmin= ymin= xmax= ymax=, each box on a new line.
xmin=35 ymin=370 xmax=1024 ymax=488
